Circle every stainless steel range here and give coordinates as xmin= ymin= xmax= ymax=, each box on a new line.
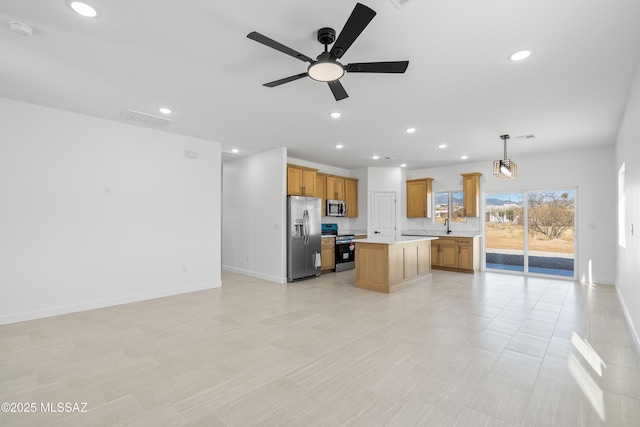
xmin=322 ymin=224 xmax=355 ymax=272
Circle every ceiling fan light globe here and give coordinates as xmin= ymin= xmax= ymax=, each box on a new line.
xmin=308 ymin=61 xmax=345 ymax=82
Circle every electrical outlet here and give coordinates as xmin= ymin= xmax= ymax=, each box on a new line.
xmin=103 ymin=185 xmax=112 ymax=195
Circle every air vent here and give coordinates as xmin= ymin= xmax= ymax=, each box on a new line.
xmin=121 ymin=110 xmax=173 ymax=127
xmin=389 ymin=0 xmax=416 ymax=9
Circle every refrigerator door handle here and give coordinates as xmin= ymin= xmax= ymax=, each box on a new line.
xmin=303 ymin=209 xmax=309 ymax=245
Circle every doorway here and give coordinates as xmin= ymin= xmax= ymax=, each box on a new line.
xmin=485 ymin=189 xmax=576 ymax=278
xmin=371 ymin=191 xmax=397 ymax=239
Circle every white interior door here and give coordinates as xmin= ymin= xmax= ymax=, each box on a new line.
xmin=371 ymin=191 xmax=397 ymax=238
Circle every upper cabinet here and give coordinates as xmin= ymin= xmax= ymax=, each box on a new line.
xmin=406 ymin=178 xmax=433 ymax=218
xmin=326 ymin=175 xmax=345 ymax=200
xmin=316 ymin=171 xmax=358 ymax=217
xmin=345 ymin=178 xmax=358 ymax=217
xmin=287 ymin=164 xmax=317 ymax=196
xmin=461 ymin=172 xmax=482 ymax=217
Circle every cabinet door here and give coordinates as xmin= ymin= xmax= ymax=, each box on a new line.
xmin=431 ymin=242 xmax=441 ymax=267
xmin=440 ymin=241 xmax=459 ymax=268
xmin=335 ymin=177 xmax=345 ymax=200
xmin=458 ymin=244 xmax=473 ymax=270
xmin=461 ymin=173 xmax=481 ymax=217
xmin=287 ymin=165 xmax=303 ymax=196
xmin=345 ymin=178 xmax=358 ymax=217
xmin=406 ymin=178 xmax=433 ymax=218
xmin=301 ymin=169 xmax=316 ymax=196
xmin=321 ymin=238 xmax=335 ymax=270
xmin=326 ymin=176 xmax=336 ymax=200
xmin=326 ymin=176 xmax=345 ymax=200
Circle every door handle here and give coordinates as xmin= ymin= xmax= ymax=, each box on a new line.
xmin=374 ymin=231 xmax=380 ymax=234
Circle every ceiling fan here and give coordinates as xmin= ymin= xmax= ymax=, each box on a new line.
xmin=247 ymin=2 xmax=409 ymax=101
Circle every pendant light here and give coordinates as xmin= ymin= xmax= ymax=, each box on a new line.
xmin=493 ymin=134 xmax=518 ymax=179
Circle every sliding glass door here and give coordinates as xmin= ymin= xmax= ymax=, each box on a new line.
xmin=485 ymin=189 xmax=575 ymax=278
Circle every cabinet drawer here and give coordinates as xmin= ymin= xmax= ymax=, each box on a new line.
xmin=458 ymin=238 xmax=473 ymax=246
xmin=438 ymin=237 xmax=458 ymax=244
xmin=321 ymin=238 xmax=335 ymax=248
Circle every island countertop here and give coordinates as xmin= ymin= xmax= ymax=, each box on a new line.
xmin=355 ymin=236 xmax=438 ymax=245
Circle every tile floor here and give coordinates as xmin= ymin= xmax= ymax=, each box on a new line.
xmin=1 ymin=270 xmax=639 ymax=426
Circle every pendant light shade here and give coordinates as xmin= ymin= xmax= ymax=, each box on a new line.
xmin=493 ymin=134 xmax=518 ymax=179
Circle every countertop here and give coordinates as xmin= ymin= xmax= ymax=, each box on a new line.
xmin=401 ymin=230 xmax=482 ymax=238
xmin=355 ymin=236 xmax=438 ymax=245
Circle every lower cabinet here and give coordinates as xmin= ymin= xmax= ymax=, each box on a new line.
xmin=321 ymin=237 xmax=335 ymax=271
xmin=431 ymin=237 xmax=479 ymax=273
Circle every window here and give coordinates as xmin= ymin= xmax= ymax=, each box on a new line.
xmin=434 ymin=191 xmax=465 ymax=223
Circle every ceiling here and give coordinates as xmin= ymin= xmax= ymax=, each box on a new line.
xmin=2 ymin=0 xmax=640 ymax=170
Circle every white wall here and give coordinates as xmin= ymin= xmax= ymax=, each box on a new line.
xmin=407 ymin=146 xmax=616 ymax=285
xmin=0 ymin=98 xmax=221 ymax=324
xmin=223 ymin=148 xmax=287 ymax=282
xmin=615 ymin=61 xmax=640 ymax=351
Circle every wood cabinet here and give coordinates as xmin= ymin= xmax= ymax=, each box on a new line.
xmin=321 ymin=237 xmax=335 ymax=271
xmin=287 ymin=164 xmax=317 ymax=196
xmin=326 ymin=175 xmax=345 ymax=200
xmin=431 ymin=236 xmax=480 ymax=273
xmin=317 ymin=172 xmax=358 ymax=217
xmin=406 ymin=178 xmax=433 ymax=218
xmin=345 ymin=178 xmax=358 ymax=218
xmin=461 ymin=172 xmax=482 ymax=217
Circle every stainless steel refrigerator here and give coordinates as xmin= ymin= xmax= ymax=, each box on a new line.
xmin=287 ymin=196 xmax=322 ymax=282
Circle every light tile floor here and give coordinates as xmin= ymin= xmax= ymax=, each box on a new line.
xmin=1 ymin=270 xmax=639 ymax=426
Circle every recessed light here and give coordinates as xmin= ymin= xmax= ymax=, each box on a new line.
xmin=335 ymin=144 xmax=343 ymax=149
xmin=509 ymin=50 xmax=531 ymax=61
xmin=405 ymin=128 xmax=416 ymax=134
xmin=69 ymin=1 xmax=99 ymax=18
xmin=231 ymin=149 xmax=239 ymax=154
xmin=400 ymin=163 xmax=407 ymax=168
xmin=330 ymin=112 xmax=341 ymax=119
xmin=438 ymin=144 xmax=447 ymax=149
xmin=372 ymin=155 xmax=380 ymax=160
xmin=461 ymin=155 xmax=469 ymax=160
xmin=158 ymin=107 xmax=172 ymax=115
xmin=9 ymin=21 xmax=34 ymax=36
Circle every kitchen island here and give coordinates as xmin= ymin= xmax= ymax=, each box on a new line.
xmin=354 ymin=236 xmax=437 ymax=293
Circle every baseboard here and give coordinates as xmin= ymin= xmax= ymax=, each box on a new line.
xmin=615 ymin=282 xmax=640 ymax=356
xmin=0 ymin=281 xmax=221 ymax=326
xmin=222 ymin=265 xmax=286 ymax=284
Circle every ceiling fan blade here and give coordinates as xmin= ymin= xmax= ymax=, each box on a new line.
xmin=345 ymin=61 xmax=409 ymax=73
xmin=330 ymin=3 xmax=376 ymax=59
xmin=263 ymin=73 xmax=309 ymax=88
xmin=328 ymin=80 xmax=349 ymax=101
xmin=247 ymin=31 xmax=313 ymax=63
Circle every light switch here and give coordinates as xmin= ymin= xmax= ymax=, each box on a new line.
xmin=104 ymin=185 xmax=112 ymax=195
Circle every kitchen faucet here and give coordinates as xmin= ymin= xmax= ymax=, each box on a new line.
xmin=444 ymin=218 xmax=452 ymax=234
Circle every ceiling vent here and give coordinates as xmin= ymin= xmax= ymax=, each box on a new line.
xmin=121 ymin=109 xmax=173 ymax=128
xmin=388 ymin=0 xmax=416 ymax=9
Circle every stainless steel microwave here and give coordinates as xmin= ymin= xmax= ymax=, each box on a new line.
xmin=326 ymin=199 xmax=347 ymax=217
